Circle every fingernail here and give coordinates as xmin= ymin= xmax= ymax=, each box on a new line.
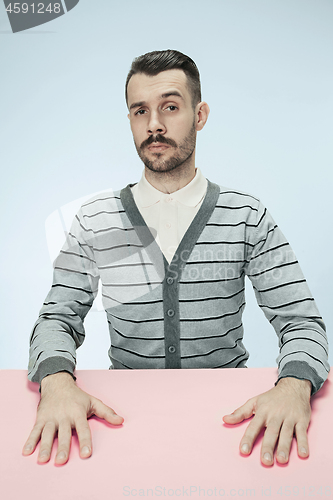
xmin=278 ymin=451 xmax=286 ymax=460
xmin=82 ymin=446 xmax=90 ymax=456
xmin=57 ymin=452 xmax=66 ymax=460
xmin=24 ymin=445 xmax=32 ymax=452
xmin=40 ymin=450 xmax=48 ymax=457
xmin=264 ymin=453 xmax=271 ymax=462
xmin=241 ymin=444 xmax=249 ymax=454
xmin=300 ymin=447 xmax=307 ymax=454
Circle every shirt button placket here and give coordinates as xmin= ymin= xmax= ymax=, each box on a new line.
xmin=164 ymin=265 xmax=180 ymax=368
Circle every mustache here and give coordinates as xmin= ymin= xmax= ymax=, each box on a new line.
xmin=140 ymin=134 xmax=177 ymax=149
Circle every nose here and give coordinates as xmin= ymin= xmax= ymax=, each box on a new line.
xmin=147 ymin=111 xmax=166 ymax=136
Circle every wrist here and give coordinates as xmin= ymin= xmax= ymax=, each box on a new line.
xmin=41 ymin=371 xmax=75 ymax=394
xmin=277 ymin=377 xmax=312 ymax=398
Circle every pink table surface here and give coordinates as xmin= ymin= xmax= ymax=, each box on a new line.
xmin=0 ymin=368 xmax=332 ymax=500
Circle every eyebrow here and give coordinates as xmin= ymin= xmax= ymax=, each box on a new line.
xmin=129 ymin=91 xmax=184 ymax=110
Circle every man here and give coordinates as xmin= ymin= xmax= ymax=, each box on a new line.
xmin=23 ymin=49 xmax=329 ymax=467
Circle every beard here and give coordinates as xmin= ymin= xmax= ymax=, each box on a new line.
xmin=134 ymin=121 xmax=196 ymax=174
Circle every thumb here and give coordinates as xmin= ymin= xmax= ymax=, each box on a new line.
xmin=222 ymin=398 xmax=256 ymax=424
xmin=89 ymin=396 xmax=124 ymax=425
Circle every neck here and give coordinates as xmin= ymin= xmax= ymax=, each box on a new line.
xmin=144 ymin=156 xmax=196 ymax=194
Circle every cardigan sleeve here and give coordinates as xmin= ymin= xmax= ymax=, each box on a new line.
xmin=27 ymin=208 xmax=100 ymax=390
xmin=244 ymin=201 xmax=330 ymax=395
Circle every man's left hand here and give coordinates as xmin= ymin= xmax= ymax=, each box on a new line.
xmin=222 ymin=377 xmax=312 ymax=466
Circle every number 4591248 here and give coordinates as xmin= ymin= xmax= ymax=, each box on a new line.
xmin=6 ymin=3 xmax=61 ymax=14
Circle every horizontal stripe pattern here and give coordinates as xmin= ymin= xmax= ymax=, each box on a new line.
xmin=28 ymin=185 xmax=329 ymax=394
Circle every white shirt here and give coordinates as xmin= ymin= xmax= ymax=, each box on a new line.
xmin=131 ymin=168 xmax=208 ymax=263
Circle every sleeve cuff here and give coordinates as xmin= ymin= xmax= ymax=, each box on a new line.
xmin=29 ymin=357 xmax=76 ymax=393
xmin=275 ymin=360 xmax=326 ymax=396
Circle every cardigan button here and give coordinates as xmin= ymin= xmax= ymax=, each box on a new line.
xmin=167 ymin=309 xmax=175 ymax=317
xmin=166 ymin=277 xmax=174 ymax=285
xmin=168 ymin=345 xmax=176 ymax=353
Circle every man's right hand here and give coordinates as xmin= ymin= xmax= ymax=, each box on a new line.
xmin=22 ymin=371 xmax=124 ymax=465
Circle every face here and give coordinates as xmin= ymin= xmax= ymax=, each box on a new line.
xmin=127 ymin=69 xmax=208 ymax=174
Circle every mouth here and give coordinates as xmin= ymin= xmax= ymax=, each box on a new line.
xmin=147 ymin=143 xmax=170 ymax=152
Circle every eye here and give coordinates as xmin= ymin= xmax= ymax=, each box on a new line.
xmin=166 ymin=105 xmax=177 ymax=111
xmin=135 ymin=109 xmax=146 ymax=116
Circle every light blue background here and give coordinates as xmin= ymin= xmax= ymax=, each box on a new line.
xmin=0 ymin=0 xmax=332 ymax=371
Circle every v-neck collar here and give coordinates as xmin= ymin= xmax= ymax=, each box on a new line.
xmin=120 ymin=179 xmax=220 ymax=281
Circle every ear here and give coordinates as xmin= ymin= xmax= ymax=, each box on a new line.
xmin=195 ymin=102 xmax=210 ymax=131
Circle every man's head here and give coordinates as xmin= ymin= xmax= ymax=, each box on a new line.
xmin=126 ymin=50 xmax=209 ymax=176
xmin=125 ymin=49 xmax=202 ymax=110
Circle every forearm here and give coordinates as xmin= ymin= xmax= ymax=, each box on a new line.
xmin=28 ymin=318 xmax=79 ymax=387
xmin=274 ymin=309 xmax=329 ymax=395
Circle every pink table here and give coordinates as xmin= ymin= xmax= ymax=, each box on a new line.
xmin=0 ymin=368 xmax=332 ymax=499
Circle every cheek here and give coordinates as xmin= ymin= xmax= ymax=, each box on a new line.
xmin=133 ymin=118 xmax=148 ymax=133
xmin=169 ymin=118 xmax=193 ymax=137
xmin=130 ymin=123 xmax=142 ymax=142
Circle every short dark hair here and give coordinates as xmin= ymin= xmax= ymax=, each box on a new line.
xmin=125 ymin=49 xmax=202 ymax=109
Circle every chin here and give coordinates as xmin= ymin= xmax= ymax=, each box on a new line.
xmin=145 ymin=162 xmax=184 ymax=174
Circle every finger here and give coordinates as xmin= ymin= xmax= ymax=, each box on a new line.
xmin=38 ymin=421 xmax=57 ymax=464
xmin=260 ymin=418 xmax=283 ymax=466
xmin=74 ymin=416 xmax=93 ymax=459
xmin=90 ymin=398 xmax=124 ymax=425
xmin=239 ymin=413 xmax=265 ymax=456
xmin=223 ymin=398 xmax=256 ymax=425
xmin=276 ymin=421 xmax=294 ymax=464
xmin=295 ymin=421 xmax=309 ymax=458
xmin=22 ymin=422 xmax=44 ymax=456
xmin=55 ymin=421 xmax=72 ymax=465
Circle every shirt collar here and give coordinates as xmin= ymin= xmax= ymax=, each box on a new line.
xmin=135 ymin=168 xmax=207 ymax=208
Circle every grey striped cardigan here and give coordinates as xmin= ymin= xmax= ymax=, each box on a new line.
xmin=28 ymin=180 xmax=330 ymax=394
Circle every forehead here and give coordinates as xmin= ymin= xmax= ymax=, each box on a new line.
xmin=127 ymin=69 xmax=191 ymax=107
